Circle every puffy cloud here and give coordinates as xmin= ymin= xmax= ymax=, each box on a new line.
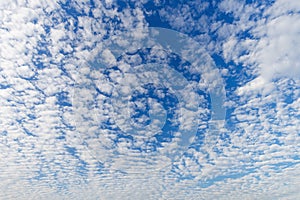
xmin=0 ymin=0 xmax=299 ymax=199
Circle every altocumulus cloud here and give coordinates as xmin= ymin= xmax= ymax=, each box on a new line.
xmin=0 ymin=0 xmax=299 ymax=199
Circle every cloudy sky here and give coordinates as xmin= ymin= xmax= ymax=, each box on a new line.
xmin=0 ymin=0 xmax=299 ymax=199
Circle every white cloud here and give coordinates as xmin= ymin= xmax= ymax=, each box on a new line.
xmin=0 ymin=0 xmax=299 ymax=199
xmin=219 ymin=0 xmax=300 ymax=83
xmin=244 ymin=11 xmax=300 ymax=82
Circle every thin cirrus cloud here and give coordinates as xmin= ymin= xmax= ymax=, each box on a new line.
xmin=0 ymin=0 xmax=299 ymax=199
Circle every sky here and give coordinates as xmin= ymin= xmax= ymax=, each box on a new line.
xmin=0 ymin=0 xmax=300 ymax=199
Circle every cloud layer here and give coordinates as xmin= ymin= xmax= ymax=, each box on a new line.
xmin=0 ymin=0 xmax=299 ymax=199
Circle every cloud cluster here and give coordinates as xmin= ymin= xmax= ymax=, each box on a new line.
xmin=0 ymin=0 xmax=299 ymax=199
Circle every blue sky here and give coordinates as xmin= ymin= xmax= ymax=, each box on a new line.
xmin=0 ymin=0 xmax=300 ymax=199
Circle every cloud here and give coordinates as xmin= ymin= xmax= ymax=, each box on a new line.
xmin=0 ymin=0 xmax=299 ymax=199
xmin=219 ymin=0 xmax=300 ymax=82
xmin=252 ymin=13 xmax=300 ymax=81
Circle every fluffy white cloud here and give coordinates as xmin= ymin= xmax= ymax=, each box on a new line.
xmin=252 ymin=13 xmax=300 ymax=81
xmin=0 ymin=0 xmax=299 ymax=199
